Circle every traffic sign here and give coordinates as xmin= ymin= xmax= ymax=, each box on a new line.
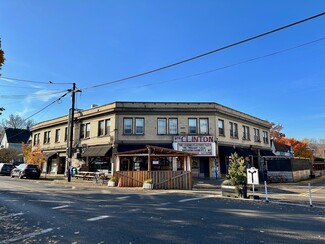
xmin=247 ymin=167 xmax=259 ymax=185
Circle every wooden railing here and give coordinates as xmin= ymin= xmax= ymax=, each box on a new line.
xmin=114 ymin=171 xmax=192 ymax=190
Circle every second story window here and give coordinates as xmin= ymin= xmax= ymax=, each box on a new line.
xmin=98 ymin=120 xmax=104 ymax=136
xmin=158 ymin=118 xmax=167 ymax=135
xmin=64 ymin=127 xmax=68 ymax=142
xmin=230 ymin=122 xmax=238 ymax=138
xmin=123 ymin=118 xmax=133 ymax=134
xmin=168 ymin=118 xmax=178 ymax=134
xmin=218 ymin=119 xmax=224 ymax=136
xmin=263 ymin=131 xmax=269 ymax=144
xmin=254 ymin=128 xmax=260 ymax=142
xmin=199 ymin=118 xmax=209 ymax=134
xmin=105 ymin=119 xmax=111 ymax=135
xmin=43 ymin=131 xmax=51 ymax=144
xmin=188 ymin=118 xmax=197 ymax=134
xmin=135 ymin=118 xmax=144 ymax=134
xmin=33 ymin=133 xmax=40 ymax=146
xmin=80 ymin=123 xmax=90 ymax=139
xmin=243 ymin=125 xmax=250 ymax=140
xmin=55 ymin=129 xmax=61 ymax=143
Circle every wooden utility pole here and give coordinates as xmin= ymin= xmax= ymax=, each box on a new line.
xmin=67 ymin=83 xmax=76 ymax=182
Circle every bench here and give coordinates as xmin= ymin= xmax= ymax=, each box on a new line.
xmin=75 ymin=171 xmax=112 ymax=184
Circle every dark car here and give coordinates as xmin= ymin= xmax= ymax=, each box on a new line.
xmin=11 ymin=164 xmax=41 ymax=179
xmin=0 ymin=163 xmax=14 ymax=176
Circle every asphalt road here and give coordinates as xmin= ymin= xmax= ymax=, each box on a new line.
xmin=0 ymin=176 xmax=325 ymax=243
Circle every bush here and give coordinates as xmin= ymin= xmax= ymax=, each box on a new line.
xmin=109 ymin=176 xmax=117 ymax=183
xmin=227 ymin=152 xmax=247 ymax=185
xmin=144 ymin=178 xmax=153 ymax=184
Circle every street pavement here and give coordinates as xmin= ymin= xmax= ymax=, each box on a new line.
xmin=0 ymin=175 xmax=324 ymax=243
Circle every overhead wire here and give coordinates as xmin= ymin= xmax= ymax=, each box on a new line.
xmin=79 ymin=11 xmax=325 ymax=91
xmin=0 ymin=76 xmax=72 ymax=85
xmin=116 ymin=37 xmax=325 ymax=90
xmin=0 ymin=90 xmax=68 ymax=99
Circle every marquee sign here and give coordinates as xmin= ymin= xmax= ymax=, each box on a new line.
xmin=173 ymin=136 xmax=216 ymax=156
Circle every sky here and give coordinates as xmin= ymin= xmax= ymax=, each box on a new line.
xmin=0 ymin=1 xmax=325 ymax=140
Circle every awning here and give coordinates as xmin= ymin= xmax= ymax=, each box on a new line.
xmin=82 ymin=146 xmax=112 ymax=157
xmin=218 ymin=146 xmax=237 ymax=156
xmin=45 ymin=151 xmax=58 ymax=159
xmin=218 ymin=146 xmax=256 ymax=157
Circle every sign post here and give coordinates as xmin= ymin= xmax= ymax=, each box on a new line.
xmin=247 ymin=167 xmax=259 ymax=199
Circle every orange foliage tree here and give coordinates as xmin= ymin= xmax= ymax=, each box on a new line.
xmin=22 ymin=142 xmax=46 ymax=169
xmin=276 ymin=138 xmax=313 ymax=159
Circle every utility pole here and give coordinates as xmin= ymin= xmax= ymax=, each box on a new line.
xmin=67 ymin=82 xmax=76 ymax=182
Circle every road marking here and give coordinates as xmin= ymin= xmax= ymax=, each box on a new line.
xmin=0 ymin=228 xmax=53 ymax=243
xmin=116 ymin=196 xmax=130 ymax=200
xmin=160 ymin=202 xmax=171 ymax=206
xmin=178 ymin=195 xmax=215 ymax=203
xmin=52 ymin=205 xmax=70 ymax=209
xmin=299 ymin=187 xmax=323 ymax=197
xmin=0 ymin=212 xmax=24 ymax=220
xmin=87 ymin=215 xmax=110 ymax=222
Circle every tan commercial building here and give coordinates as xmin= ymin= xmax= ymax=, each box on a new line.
xmin=31 ymin=101 xmax=272 ymax=179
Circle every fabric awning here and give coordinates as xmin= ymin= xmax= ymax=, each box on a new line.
xmin=45 ymin=151 xmax=58 ymax=159
xmin=218 ymin=146 xmax=256 ymax=157
xmin=218 ymin=146 xmax=237 ymax=156
xmin=82 ymin=146 xmax=112 ymax=157
xmin=260 ymin=150 xmax=275 ymax=157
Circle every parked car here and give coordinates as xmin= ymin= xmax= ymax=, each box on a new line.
xmin=0 ymin=163 xmax=14 ymax=176
xmin=11 ymin=164 xmax=41 ymax=179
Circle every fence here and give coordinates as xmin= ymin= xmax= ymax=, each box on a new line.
xmin=114 ymin=171 xmax=192 ymax=190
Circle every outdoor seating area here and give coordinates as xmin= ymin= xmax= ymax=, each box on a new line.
xmin=75 ymin=171 xmax=111 ymax=183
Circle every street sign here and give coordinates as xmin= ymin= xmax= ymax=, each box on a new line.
xmin=247 ymin=167 xmax=259 ymax=185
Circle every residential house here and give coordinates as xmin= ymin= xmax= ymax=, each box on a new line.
xmin=271 ymin=140 xmax=294 ymax=157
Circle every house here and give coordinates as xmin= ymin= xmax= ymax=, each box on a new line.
xmin=31 ymin=101 xmax=272 ymax=186
xmin=0 ymin=128 xmax=31 ymax=150
xmin=271 ymin=140 xmax=294 ymax=157
xmin=0 ymin=128 xmax=31 ymax=163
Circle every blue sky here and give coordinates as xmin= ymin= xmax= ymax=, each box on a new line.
xmin=0 ymin=1 xmax=325 ymax=140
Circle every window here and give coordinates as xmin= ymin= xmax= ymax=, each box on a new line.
xmin=263 ymin=131 xmax=269 ymax=144
xmin=199 ymin=118 xmax=209 ymax=134
xmin=135 ymin=118 xmax=144 ymax=134
xmin=33 ymin=133 xmax=40 ymax=146
xmin=85 ymin=123 xmax=90 ymax=138
xmin=123 ymin=118 xmax=133 ymax=134
xmin=218 ymin=119 xmax=225 ymax=136
xmin=188 ymin=118 xmax=197 ymax=134
xmin=105 ymin=119 xmax=111 ymax=135
xmin=158 ymin=118 xmax=167 ymax=135
xmin=98 ymin=120 xmax=104 ymax=136
xmin=168 ymin=118 xmax=178 ymax=135
xmin=80 ymin=123 xmax=90 ymax=139
xmin=64 ymin=127 xmax=68 ymax=142
xmin=43 ymin=131 xmax=50 ymax=144
xmin=55 ymin=129 xmax=61 ymax=143
xmin=243 ymin=125 xmax=250 ymax=140
xmin=254 ymin=128 xmax=260 ymax=142
xmin=229 ymin=122 xmax=238 ymax=138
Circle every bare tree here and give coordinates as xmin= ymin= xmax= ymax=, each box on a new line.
xmin=1 ymin=114 xmax=35 ymax=129
xmin=0 ymin=148 xmax=20 ymax=163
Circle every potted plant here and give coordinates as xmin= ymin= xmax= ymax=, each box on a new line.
xmin=143 ymin=178 xmax=153 ymax=190
xmin=221 ymin=153 xmax=247 ymax=198
xmin=107 ymin=176 xmax=117 ymax=187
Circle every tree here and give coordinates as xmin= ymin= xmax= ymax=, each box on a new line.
xmin=1 ymin=114 xmax=35 ymax=129
xmin=227 ymin=153 xmax=247 ymax=185
xmin=0 ymin=37 xmax=4 ymax=72
xmin=270 ymin=122 xmax=285 ymax=140
xmin=22 ymin=142 xmax=46 ymax=169
xmin=276 ymin=137 xmax=313 ymax=159
xmin=0 ymin=148 xmax=20 ymax=163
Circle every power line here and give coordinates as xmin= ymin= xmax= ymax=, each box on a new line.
xmin=0 ymin=76 xmax=72 ymax=85
xmin=80 ymin=11 xmax=325 ymax=91
xmin=0 ymin=90 xmax=67 ymax=99
xmin=0 ymin=84 xmax=64 ymax=90
xmin=121 ymin=37 xmax=325 ymax=89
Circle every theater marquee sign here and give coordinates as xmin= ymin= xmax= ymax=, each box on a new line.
xmin=173 ymin=136 xmax=216 ymax=156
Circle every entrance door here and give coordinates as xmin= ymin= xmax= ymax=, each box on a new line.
xmin=199 ymin=157 xmax=210 ymax=178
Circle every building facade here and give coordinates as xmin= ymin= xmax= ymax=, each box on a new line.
xmin=31 ymin=102 xmax=272 ymax=178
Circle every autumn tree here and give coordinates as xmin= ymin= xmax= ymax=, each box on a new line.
xmin=276 ymin=137 xmax=313 ymax=159
xmin=0 ymin=37 xmax=4 ymax=73
xmin=22 ymin=142 xmax=46 ymax=170
xmin=270 ymin=122 xmax=285 ymax=140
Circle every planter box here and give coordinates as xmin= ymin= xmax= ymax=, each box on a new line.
xmin=143 ymin=182 xmax=153 ymax=190
xmin=221 ymin=185 xmax=241 ymax=198
xmin=107 ymin=181 xmax=116 ymax=187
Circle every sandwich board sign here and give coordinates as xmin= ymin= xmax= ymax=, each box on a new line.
xmin=247 ymin=167 xmax=259 ymax=185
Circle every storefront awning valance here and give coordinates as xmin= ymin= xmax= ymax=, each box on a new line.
xmin=260 ymin=150 xmax=275 ymax=157
xmin=45 ymin=151 xmax=58 ymax=159
xmin=82 ymin=146 xmax=112 ymax=157
xmin=218 ymin=146 xmax=256 ymax=157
